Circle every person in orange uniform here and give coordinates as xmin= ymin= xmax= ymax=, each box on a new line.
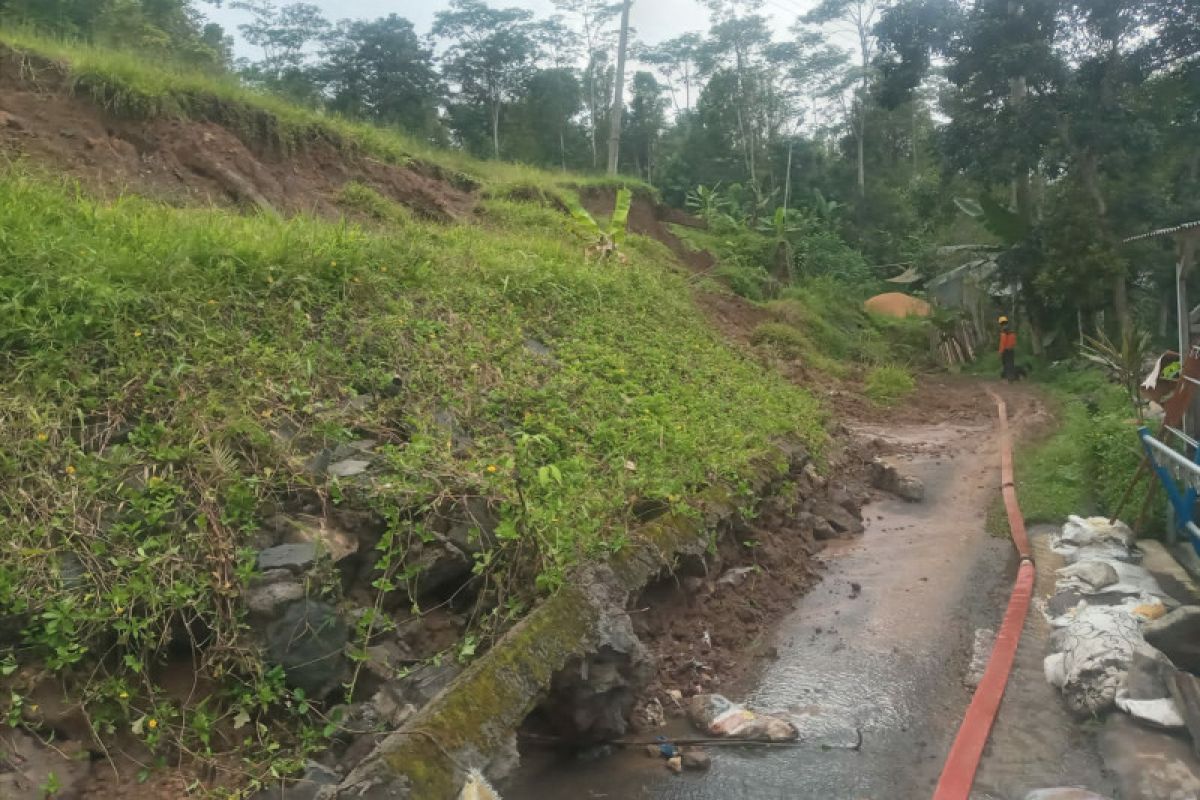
xmin=998 ymin=315 xmax=1017 ymax=381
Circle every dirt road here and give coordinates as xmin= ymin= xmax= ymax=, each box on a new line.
xmin=507 ymin=381 xmax=1054 ymax=799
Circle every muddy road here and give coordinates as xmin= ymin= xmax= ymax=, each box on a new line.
xmin=507 ymin=382 xmax=1049 ymax=800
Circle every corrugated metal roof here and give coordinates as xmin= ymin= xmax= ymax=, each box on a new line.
xmin=1122 ymin=219 xmax=1200 ymax=243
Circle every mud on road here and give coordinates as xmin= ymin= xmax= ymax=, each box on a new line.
xmin=506 ymin=379 xmax=1051 ymax=799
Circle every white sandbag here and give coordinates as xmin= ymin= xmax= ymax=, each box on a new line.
xmin=1056 ymin=515 xmax=1135 ymax=548
xmin=1052 ymin=516 xmax=1139 ymax=564
xmin=1056 ymin=561 xmax=1119 ymax=591
xmin=1113 ymin=649 xmax=1185 ymax=729
xmin=1043 ymin=604 xmax=1161 ymax=716
xmin=1055 ymin=558 xmax=1169 ymax=600
xmin=1114 ymin=693 xmax=1185 ymax=729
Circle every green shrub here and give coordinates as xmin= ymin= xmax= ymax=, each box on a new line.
xmin=1015 ymin=362 xmax=1160 ymax=533
xmin=751 ymin=322 xmax=809 ymax=356
xmin=865 ymin=365 xmax=916 ymax=405
xmin=338 ymin=182 xmax=412 ymax=223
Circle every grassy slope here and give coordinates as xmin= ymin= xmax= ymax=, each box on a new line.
xmin=0 ymin=32 xmax=825 ymax=780
xmin=0 ymin=27 xmax=641 ymax=196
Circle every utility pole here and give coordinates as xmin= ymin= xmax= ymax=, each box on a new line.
xmin=606 ymin=0 xmax=632 ymax=176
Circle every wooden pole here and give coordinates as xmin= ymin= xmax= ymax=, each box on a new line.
xmin=1179 ymin=235 xmax=1197 ymax=437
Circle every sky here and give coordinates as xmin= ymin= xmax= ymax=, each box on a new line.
xmin=201 ymin=0 xmax=823 ymax=59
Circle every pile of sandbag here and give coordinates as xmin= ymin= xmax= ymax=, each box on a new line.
xmin=1042 ymin=516 xmax=1185 ymax=728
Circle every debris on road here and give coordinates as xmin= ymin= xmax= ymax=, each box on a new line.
xmin=964 ymin=627 xmax=996 ymax=690
xmin=1024 ymin=790 xmax=1112 ymax=800
xmin=682 ymin=748 xmax=712 ymax=770
xmin=688 ymin=693 xmax=798 ymax=741
xmin=868 ymin=457 xmax=925 ymax=502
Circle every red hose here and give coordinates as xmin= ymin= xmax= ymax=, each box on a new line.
xmin=931 ymin=394 xmax=1035 ymax=800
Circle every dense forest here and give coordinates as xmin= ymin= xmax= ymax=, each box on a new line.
xmin=5 ymin=0 xmax=1200 ymax=350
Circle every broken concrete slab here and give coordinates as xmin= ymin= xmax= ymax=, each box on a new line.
xmin=868 ymin=457 xmax=924 ymax=502
xmin=1099 ymin=712 xmax=1200 ymax=800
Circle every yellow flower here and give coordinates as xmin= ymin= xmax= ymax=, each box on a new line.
xmin=133 ymin=330 xmax=142 ymax=338
xmin=147 ymin=718 xmax=158 ymax=730
xmin=267 ymin=277 xmax=274 ymax=284
xmin=381 ymin=267 xmax=388 ymax=273
xmin=330 ymin=260 xmax=337 ymax=267
xmin=115 ymin=607 xmax=125 ymax=614
xmin=486 ymin=465 xmax=498 ymax=473
xmin=207 ymin=299 xmax=217 ymax=305
xmin=65 ymin=465 xmax=76 ymax=476
xmin=118 ymin=691 xmax=128 ymax=699
xmin=35 ymin=432 xmax=48 ymax=442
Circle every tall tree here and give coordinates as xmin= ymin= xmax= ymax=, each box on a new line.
xmin=553 ymin=0 xmax=619 ymax=167
xmin=803 ymin=0 xmax=889 ymax=197
xmin=321 ymin=15 xmax=442 ymax=138
xmin=641 ymin=32 xmax=704 ymax=113
xmin=434 ymin=0 xmax=543 ymax=159
xmin=232 ymin=1 xmax=329 ymax=101
xmin=623 ymin=71 xmax=668 ymax=181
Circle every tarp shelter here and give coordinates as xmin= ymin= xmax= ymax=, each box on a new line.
xmin=864 ymin=292 xmax=932 ymax=318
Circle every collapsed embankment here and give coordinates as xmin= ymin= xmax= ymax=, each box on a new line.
xmin=0 ymin=33 xmax=921 ymax=799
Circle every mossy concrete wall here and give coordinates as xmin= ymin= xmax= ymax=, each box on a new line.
xmin=333 ymin=442 xmax=803 ymax=800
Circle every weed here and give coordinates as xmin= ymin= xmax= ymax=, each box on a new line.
xmin=865 ymin=365 xmax=917 ymax=405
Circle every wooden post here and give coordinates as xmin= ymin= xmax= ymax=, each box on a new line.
xmin=1180 ymin=235 xmax=1198 ymax=438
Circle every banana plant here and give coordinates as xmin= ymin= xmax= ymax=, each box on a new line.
xmin=565 ymin=188 xmax=632 ymax=260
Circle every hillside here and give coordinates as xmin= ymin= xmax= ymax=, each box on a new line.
xmin=0 ymin=31 xmax=931 ymax=797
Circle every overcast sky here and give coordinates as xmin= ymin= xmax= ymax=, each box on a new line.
xmin=202 ymin=0 xmax=823 ymax=59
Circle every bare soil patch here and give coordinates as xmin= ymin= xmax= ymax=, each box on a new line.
xmin=0 ymin=48 xmax=475 ymax=221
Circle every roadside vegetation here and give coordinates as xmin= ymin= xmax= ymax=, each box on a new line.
xmin=976 ymin=354 xmax=1157 ymax=537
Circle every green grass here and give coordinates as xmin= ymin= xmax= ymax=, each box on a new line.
xmin=0 ymin=168 xmax=824 ymax=778
xmin=865 ymin=365 xmax=917 ymax=405
xmin=1010 ymin=362 xmax=1154 ymax=531
xmin=0 ymin=26 xmax=651 ymax=197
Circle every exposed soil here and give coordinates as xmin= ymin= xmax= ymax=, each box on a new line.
xmin=0 ymin=47 xmax=475 ymax=222
xmin=578 ymin=186 xmax=715 ymax=276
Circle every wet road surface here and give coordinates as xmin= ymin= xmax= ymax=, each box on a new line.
xmin=507 ymin=415 xmax=1019 ymax=799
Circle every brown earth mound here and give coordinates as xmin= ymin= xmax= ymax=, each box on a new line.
xmin=864 ymin=291 xmax=932 ymax=318
xmin=0 ymin=47 xmax=474 ymax=221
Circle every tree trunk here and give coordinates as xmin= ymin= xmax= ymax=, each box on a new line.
xmin=560 ymin=128 xmax=567 ymax=172
xmin=783 ymin=139 xmax=794 ymax=214
xmin=856 ymin=115 xmax=865 ymax=197
xmin=491 ymin=102 xmax=501 ymax=160
xmin=587 ymin=60 xmax=599 ymax=168
xmin=606 ymin=0 xmax=632 ymax=176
